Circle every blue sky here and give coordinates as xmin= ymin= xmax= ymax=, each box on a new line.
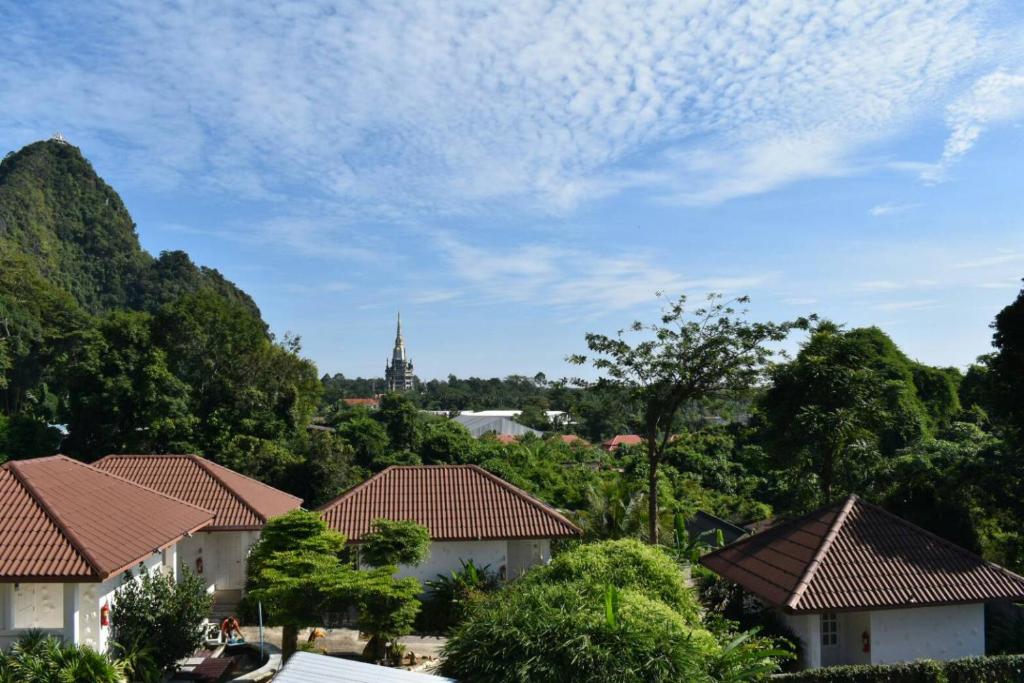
xmin=3 ymin=1 xmax=1024 ymax=380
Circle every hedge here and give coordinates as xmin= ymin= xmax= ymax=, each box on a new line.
xmin=774 ymin=655 xmax=1024 ymax=683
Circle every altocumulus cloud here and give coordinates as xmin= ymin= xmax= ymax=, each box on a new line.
xmin=1 ymin=0 xmax=1020 ymax=214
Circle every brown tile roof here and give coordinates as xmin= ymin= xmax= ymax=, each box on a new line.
xmin=318 ymin=465 xmax=583 ymax=542
xmin=559 ymin=434 xmax=588 ymax=445
xmin=601 ymin=434 xmax=642 ymax=451
xmin=701 ymin=494 xmax=1024 ymax=613
xmin=0 ymin=456 xmax=214 ymax=582
xmin=343 ymin=398 xmax=379 ymax=407
xmin=93 ymin=454 xmax=303 ymax=531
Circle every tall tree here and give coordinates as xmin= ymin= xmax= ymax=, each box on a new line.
xmin=990 ymin=283 xmax=1024 ymax=435
xmin=570 ymin=293 xmax=805 ymax=544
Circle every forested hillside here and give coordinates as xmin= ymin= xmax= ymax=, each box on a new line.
xmin=0 ymin=140 xmax=329 ymax=496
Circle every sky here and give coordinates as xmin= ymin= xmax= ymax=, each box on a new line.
xmin=2 ymin=1 xmax=1024 ymax=381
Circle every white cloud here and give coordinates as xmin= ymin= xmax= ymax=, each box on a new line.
xmin=925 ymin=70 xmax=1024 ymax=181
xmin=871 ymin=299 xmax=942 ymax=312
xmin=954 ymin=252 xmax=1023 ymax=269
xmin=869 ymin=202 xmax=918 ymax=217
xmin=432 ymin=233 xmax=770 ymax=312
xmin=0 ymin=0 xmax=1011 ymax=214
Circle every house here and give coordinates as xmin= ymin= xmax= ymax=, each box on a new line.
xmin=685 ymin=511 xmax=747 ymax=549
xmin=700 ymin=494 xmax=1024 ymax=669
xmin=452 ymin=414 xmax=542 ymax=439
xmin=343 ymin=397 xmax=380 ymax=409
xmin=601 ymin=434 xmax=643 ymax=452
xmin=318 ymin=465 xmax=582 ymax=583
xmin=0 ymin=456 xmax=213 ymax=652
xmin=557 ymin=434 xmax=588 ymax=446
xmin=93 ymin=454 xmax=302 ymax=604
xmin=275 ymin=651 xmax=454 ymax=682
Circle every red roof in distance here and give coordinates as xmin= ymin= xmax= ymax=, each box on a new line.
xmin=0 ymin=456 xmax=213 ymax=582
xmin=701 ymin=494 xmax=1024 ymax=613
xmin=94 ymin=454 xmax=302 ymax=531
xmin=601 ymin=434 xmax=643 ymax=451
xmin=318 ymin=465 xmax=582 ymax=542
xmin=343 ymin=397 xmax=379 ymax=408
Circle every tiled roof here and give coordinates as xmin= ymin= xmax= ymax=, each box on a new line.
xmin=0 ymin=456 xmax=213 ymax=581
xmin=601 ymin=434 xmax=642 ymax=450
xmin=318 ymin=465 xmax=582 ymax=542
xmin=559 ymin=434 xmax=587 ymax=445
xmin=701 ymin=495 xmax=1024 ymax=613
xmin=343 ymin=397 xmax=379 ymax=407
xmin=94 ymin=454 xmax=302 ymax=530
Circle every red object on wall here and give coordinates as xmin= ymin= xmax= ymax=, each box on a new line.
xmin=195 ymin=556 xmax=204 ymax=575
xmin=100 ymin=602 xmax=110 ymax=627
xmin=862 ymin=631 xmax=870 ymax=653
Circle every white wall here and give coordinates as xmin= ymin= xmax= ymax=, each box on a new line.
xmin=392 ymin=540 xmax=509 ymax=586
xmin=839 ymin=611 xmax=872 ymax=666
xmin=507 ymin=539 xmax=550 ymax=579
xmin=780 ymin=612 xmax=821 ymax=669
xmin=178 ymin=530 xmax=261 ymax=593
xmin=870 ymin=603 xmax=985 ymax=665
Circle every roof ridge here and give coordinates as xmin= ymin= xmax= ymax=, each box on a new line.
xmin=192 ymin=457 xmax=269 ymax=523
xmin=6 ymin=458 xmax=103 ymax=579
xmin=196 ymin=456 xmax=302 ymax=505
xmin=85 ymin=455 xmax=216 ymax=517
xmin=786 ymin=494 xmax=859 ymax=610
xmin=317 ymin=465 xmax=397 ymax=512
xmin=466 ymin=465 xmax=583 ymax=535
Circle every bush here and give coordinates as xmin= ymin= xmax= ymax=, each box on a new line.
xmin=359 ymin=518 xmax=430 ymax=568
xmin=439 ymin=582 xmax=719 ymax=683
xmin=109 ymin=566 xmax=212 ymax=672
xmin=0 ymin=630 xmax=124 ymax=683
xmin=522 ymin=538 xmax=701 ymax=623
xmin=775 ymin=655 xmax=1024 ymax=682
xmin=419 ymin=559 xmax=501 ymax=634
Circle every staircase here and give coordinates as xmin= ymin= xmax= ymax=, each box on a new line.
xmin=211 ymin=589 xmax=242 ymax=622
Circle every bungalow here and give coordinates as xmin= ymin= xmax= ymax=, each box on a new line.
xmin=0 ymin=456 xmax=213 ymax=652
xmin=701 ymin=494 xmax=1024 ymax=669
xmin=93 ymin=454 xmax=302 ymax=606
xmin=318 ymin=465 xmax=582 ymax=583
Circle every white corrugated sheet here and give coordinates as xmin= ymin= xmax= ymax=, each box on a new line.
xmin=274 ymin=652 xmax=455 ymax=683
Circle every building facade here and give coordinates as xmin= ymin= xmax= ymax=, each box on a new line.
xmin=385 ymin=313 xmax=415 ymax=392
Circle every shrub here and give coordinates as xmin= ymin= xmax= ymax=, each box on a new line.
xmin=419 ymin=559 xmax=501 ymax=634
xmin=774 ymin=655 xmax=1024 ymax=682
xmin=110 ymin=566 xmax=212 ymax=672
xmin=359 ymin=518 xmax=430 ymax=568
xmin=440 ymin=581 xmax=719 ymax=683
xmin=0 ymin=630 xmax=124 ymax=683
xmin=523 ymin=538 xmax=701 ymax=623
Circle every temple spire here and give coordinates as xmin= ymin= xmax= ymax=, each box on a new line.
xmin=385 ymin=312 xmax=414 ymax=391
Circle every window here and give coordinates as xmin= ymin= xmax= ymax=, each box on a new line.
xmin=821 ymin=613 xmax=838 ymax=647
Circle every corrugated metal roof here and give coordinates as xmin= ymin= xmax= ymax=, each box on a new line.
xmin=701 ymin=494 xmax=1024 ymax=612
xmin=318 ymin=465 xmax=582 ymax=542
xmin=275 ymin=652 xmax=454 ymax=683
xmin=0 ymin=456 xmax=214 ymax=581
xmin=451 ymin=415 xmax=542 ymax=438
xmin=94 ymin=454 xmax=302 ymax=530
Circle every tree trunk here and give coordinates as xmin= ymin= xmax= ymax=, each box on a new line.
xmin=282 ymin=623 xmax=299 ymax=662
xmin=647 ymin=434 xmax=660 ymax=545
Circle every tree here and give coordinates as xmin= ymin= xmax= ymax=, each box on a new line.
xmin=570 ymin=293 xmax=805 ymax=543
xmin=109 ymin=567 xmax=211 ymax=673
xmin=57 ymin=310 xmax=196 ymax=458
xmin=375 ymin=392 xmax=420 ymax=452
xmin=418 ymin=419 xmax=476 ymax=465
xmin=245 ymin=510 xmax=352 ymax=661
xmin=246 ymin=510 xmax=428 ymax=662
xmin=290 ymin=430 xmax=361 ymax=507
xmin=336 ymin=414 xmax=389 ymax=469
xmin=217 ymin=435 xmax=303 ymax=489
xmin=990 ymin=283 xmax=1024 ymax=434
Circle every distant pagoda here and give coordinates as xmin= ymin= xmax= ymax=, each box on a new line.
xmin=385 ymin=313 xmax=414 ymax=392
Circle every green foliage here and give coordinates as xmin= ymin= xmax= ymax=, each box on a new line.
xmin=219 ymin=435 xmax=303 ymax=486
xmin=420 ymin=559 xmax=501 ymax=634
xmin=109 ymin=566 xmax=212 ymax=673
xmin=359 ymin=519 xmax=430 ymax=568
xmin=0 ymin=413 xmax=60 ymax=460
xmin=990 ymin=284 xmax=1024 ymax=435
xmin=570 ymin=292 xmax=806 ymax=542
xmin=775 ymin=655 xmax=1024 ymax=683
xmin=376 ymin=392 xmax=420 ymax=452
xmin=523 ymin=538 xmax=702 ymax=623
xmin=440 ymin=582 xmax=720 ymax=683
xmin=0 ymin=631 xmax=124 ymax=683
xmin=419 ymin=418 xmax=476 ymax=464
xmin=335 ymin=414 xmax=389 ymax=469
